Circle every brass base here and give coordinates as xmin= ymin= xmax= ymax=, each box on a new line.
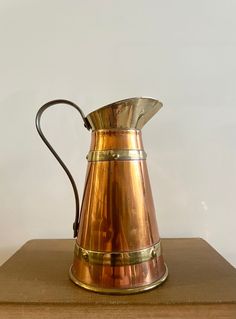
xmin=69 ymin=263 xmax=168 ymax=295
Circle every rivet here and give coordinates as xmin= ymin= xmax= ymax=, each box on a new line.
xmin=112 ymin=153 xmax=120 ymax=160
xmin=82 ymin=252 xmax=89 ymax=261
xmin=151 ymin=250 xmax=157 ymax=258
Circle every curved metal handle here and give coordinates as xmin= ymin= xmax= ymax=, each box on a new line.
xmin=35 ymin=99 xmax=91 ymax=237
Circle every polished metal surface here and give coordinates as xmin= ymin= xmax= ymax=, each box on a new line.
xmin=74 ymin=241 xmax=161 ymax=266
xmin=86 ymin=149 xmax=147 ymax=161
xmin=72 ymin=127 xmax=167 ymax=292
xmin=77 ymin=130 xmax=160 ymax=252
xmin=86 ymin=97 xmax=163 ymax=130
xmin=69 ymin=263 xmax=168 ymax=294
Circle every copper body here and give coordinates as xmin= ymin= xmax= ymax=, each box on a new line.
xmin=78 ymin=130 xmax=159 ymax=251
xmin=71 ymin=126 xmax=167 ymax=292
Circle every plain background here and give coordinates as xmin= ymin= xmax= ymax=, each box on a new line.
xmin=0 ymin=0 xmax=235 ymax=267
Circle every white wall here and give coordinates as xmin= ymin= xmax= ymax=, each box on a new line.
xmin=0 ymin=0 xmax=235 ymax=266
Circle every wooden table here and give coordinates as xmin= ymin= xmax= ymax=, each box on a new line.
xmin=0 ymin=238 xmax=235 ymax=318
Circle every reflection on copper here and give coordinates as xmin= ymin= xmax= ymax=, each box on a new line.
xmin=71 ymin=128 xmax=167 ymax=293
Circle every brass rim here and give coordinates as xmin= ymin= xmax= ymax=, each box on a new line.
xmin=69 ymin=263 xmax=168 ymax=295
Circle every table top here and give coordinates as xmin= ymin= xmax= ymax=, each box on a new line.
xmin=0 ymin=238 xmax=235 ymax=318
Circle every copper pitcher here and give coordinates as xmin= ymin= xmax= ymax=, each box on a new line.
xmin=35 ymin=97 xmax=168 ymax=294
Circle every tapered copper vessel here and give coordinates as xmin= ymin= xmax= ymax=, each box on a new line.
xmin=36 ymin=97 xmax=168 ymax=294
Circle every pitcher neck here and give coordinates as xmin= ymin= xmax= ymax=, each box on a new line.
xmin=89 ymin=129 xmax=144 ymax=151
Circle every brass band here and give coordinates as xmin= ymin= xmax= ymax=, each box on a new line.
xmin=86 ymin=149 xmax=147 ymax=162
xmin=74 ymin=241 xmax=161 ymax=266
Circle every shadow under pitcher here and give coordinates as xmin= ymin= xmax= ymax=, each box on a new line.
xmin=35 ymin=97 xmax=168 ymax=294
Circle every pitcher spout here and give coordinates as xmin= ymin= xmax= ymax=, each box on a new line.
xmin=86 ymin=97 xmax=163 ymax=130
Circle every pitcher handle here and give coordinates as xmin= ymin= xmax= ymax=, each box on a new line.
xmin=35 ymin=99 xmax=91 ymax=237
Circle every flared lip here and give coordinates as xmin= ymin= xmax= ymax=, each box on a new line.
xmin=86 ymin=96 xmax=163 ymax=118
